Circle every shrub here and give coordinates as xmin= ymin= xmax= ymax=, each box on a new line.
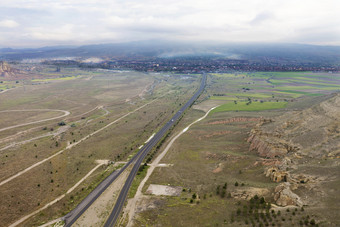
xmin=237 ymin=208 xmax=241 ymax=216
xmin=260 ymin=197 xmax=265 ymax=204
xmin=58 ymin=121 xmax=66 ymax=126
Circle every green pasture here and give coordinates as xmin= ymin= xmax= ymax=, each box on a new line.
xmin=31 ymin=75 xmax=81 ymax=82
xmin=211 ymin=101 xmax=287 ymax=114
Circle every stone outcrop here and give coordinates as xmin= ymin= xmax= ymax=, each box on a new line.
xmin=231 ymin=187 xmax=270 ymax=200
xmin=0 ymin=61 xmax=17 ymax=77
xmin=274 ymin=182 xmax=303 ymax=207
xmin=265 ymin=167 xmax=289 ymax=183
xmin=247 ymin=94 xmax=340 ymax=208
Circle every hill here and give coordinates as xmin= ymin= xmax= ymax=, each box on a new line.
xmin=248 ymin=93 xmax=340 ymax=225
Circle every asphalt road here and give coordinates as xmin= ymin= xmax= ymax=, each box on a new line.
xmin=104 ymin=74 xmax=207 ymax=227
xmin=63 ymin=74 xmax=206 ymax=227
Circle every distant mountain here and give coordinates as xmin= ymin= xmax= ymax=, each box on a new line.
xmin=0 ymin=41 xmax=340 ymax=65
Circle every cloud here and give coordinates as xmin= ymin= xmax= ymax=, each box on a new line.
xmin=249 ymin=12 xmax=275 ymax=26
xmin=0 ymin=0 xmax=339 ymax=47
xmin=0 ymin=19 xmax=19 ymax=28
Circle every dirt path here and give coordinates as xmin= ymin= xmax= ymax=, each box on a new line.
xmin=0 ymin=109 xmax=70 ymax=133
xmin=0 ymin=86 xmax=19 ymax=94
xmin=0 ymin=100 xmax=155 ymax=187
xmin=0 ymin=125 xmax=70 ymax=152
xmin=124 ymin=106 xmax=218 ymax=226
xmin=8 ymin=160 xmax=110 ymax=227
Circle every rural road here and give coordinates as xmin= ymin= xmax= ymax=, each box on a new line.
xmin=0 ymin=109 xmax=70 ymax=132
xmin=103 ymin=73 xmax=207 ymax=227
xmin=125 ymin=105 xmax=217 ymax=226
xmin=63 ymin=74 xmax=206 ymax=226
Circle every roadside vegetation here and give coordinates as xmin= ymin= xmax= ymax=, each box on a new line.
xmin=131 ymin=71 xmax=339 ymax=226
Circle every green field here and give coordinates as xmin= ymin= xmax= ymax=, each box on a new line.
xmin=209 ymin=71 xmax=340 ymax=101
xmin=31 ymin=75 xmax=81 ymax=82
xmin=211 ymin=101 xmax=287 ymax=113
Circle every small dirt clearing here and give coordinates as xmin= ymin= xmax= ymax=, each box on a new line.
xmin=145 ymin=184 xmax=182 ymax=196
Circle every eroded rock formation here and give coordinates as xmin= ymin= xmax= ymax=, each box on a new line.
xmin=0 ymin=61 xmax=17 ymax=78
xmin=247 ymin=93 xmax=340 ymax=207
xmin=274 ymin=182 xmax=303 ymax=207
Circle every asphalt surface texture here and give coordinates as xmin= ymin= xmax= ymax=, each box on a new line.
xmin=104 ymin=74 xmax=206 ymax=227
xmin=63 ymin=74 xmax=206 ymax=227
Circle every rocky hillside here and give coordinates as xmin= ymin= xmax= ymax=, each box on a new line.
xmin=0 ymin=61 xmax=17 ymax=77
xmin=247 ymin=93 xmax=340 ymax=225
xmin=248 ymin=93 xmax=340 ymax=159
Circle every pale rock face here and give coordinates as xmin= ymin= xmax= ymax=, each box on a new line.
xmin=274 ymin=182 xmax=303 ymax=207
xmin=265 ymin=167 xmax=289 ymax=183
xmin=247 ymin=94 xmax=340 ymax=207
xmin=0 ymin=61 xmax=16 ymax=77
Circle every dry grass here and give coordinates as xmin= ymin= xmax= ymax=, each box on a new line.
xmin=0 ymin=67 xmax=200 ymax=226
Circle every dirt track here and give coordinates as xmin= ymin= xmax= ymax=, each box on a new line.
xmin=8 ymin=160 xmax=109 ymax=227
xmin=0 ymin=109 xmax=70 ymax=132
xmin=0 ymin=101 xmax=154 ymax=187
xmin=124 ymin=106 xmax=218 ymax=226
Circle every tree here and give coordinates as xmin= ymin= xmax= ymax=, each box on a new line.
xmin=235 ymin=182 xmax=239 ymax=186
xmin=221 ymin=190 xmax=226 ymax=198
xmin=260 ymin=197 xmax=265 ymax=204
xmin=237 ymin=208 xmax=241 ymax=215
xmin=310 ymin=219 xmax=316 ymax=225
xmin=192 ymin=193 xmax=197 ymax=199
xmin=216 ymin=185 xmax=220 ymax=195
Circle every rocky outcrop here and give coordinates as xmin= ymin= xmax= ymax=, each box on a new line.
xmin=265 ymin=167 xmax=289 ymax=183
xmin=248 ymin=94 xmax=340 ymax=209
xmin=231 ymin=187 xmax=270 ymax=200
xmin=274 ymin=182 xmax=303 ymax=207
xmin=247 ymin=129 xmax=299 ymax=158
xmin=0 ymin=61 xmax=17 ymax=77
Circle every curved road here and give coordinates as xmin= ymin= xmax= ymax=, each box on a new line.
xmin=63 ymin=74 xmax=206 ymax=227
xmin=104 ymin=74 xmax=207 ymax=227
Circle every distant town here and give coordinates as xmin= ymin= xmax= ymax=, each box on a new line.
xmin=42 ymin=56 xmax=340 ymax=73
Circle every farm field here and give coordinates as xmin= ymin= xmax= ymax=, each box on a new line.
xmin=210 ymin=72 xmax=340 ymax=102
xmin=127 ymin=72 xmax=340 ymax=227
xmin=1 ymin=68 xmax=339 ymax=226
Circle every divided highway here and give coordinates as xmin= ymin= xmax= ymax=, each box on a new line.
xmin=104 ymin=74 xmax=207 ymax=227
xmin=64 ymin=74 xmax=206 ymax=226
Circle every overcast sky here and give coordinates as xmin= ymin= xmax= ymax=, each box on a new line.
xmin=0 ymin=0 xmax=339 ymax=47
